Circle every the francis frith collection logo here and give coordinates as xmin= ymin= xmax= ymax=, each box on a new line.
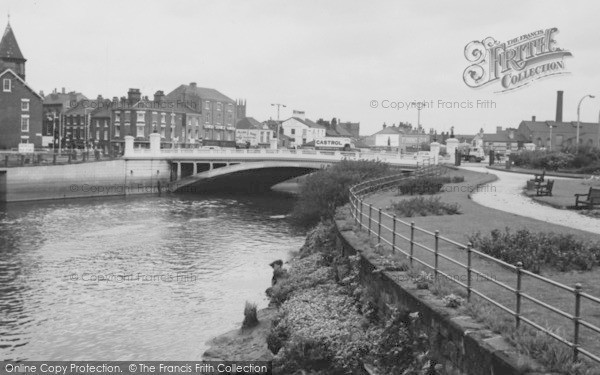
xmin=463 ymin=28 xmax=572 ymax=92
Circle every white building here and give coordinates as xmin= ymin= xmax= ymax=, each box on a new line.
xmin=370 ymin=124 xmax=430 ymax=151
xmin=235 ymin=117 xmax=273 ymax=147
xmin=281 ymin=111 xmax=326 ymax=145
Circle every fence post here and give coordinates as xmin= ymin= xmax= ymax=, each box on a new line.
xmin=434 ymin=230 xmax=439 ymax=279
xmin=410 ymin=222 xmax=415 ymax=266
xmin=467 ymin=242 xmax=473 ymax=301
xmin=368 ymin=204 xmax=373 ymax=236
xmin=359 ymin=199 xmax=363 ymax=228
xmin=392 ymin=215 xmax=396 ymax=253
xmin=377 ymin=208 xmax=382 ymax=243
xmin=516 ymin=262 xmax=523 ymax=328
xmin=573 ymin=283 xmax=582 ymax=362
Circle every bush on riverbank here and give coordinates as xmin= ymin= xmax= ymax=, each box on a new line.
xmin=467 ymin=228 xmax=600 ymax=273
xmin=291 ymin=160 xmax=390 ymax=226
xmin=267 ymin=222 xmax=436 ymax=374
xmin=390 ymin=196 xmax=461 ymax=217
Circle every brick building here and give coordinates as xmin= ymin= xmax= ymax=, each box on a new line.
xmin=0 ymin=21 xmax=43 ymax=149
xmin=165 ymin=82 xmax=244 ymax=146
xmin=42 ymin=88 xmax=87 ymax=148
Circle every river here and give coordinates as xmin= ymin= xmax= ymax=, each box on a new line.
xmin=0 ymin=192 xmax=305 ymax=360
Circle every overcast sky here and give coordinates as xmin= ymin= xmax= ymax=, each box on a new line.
xmin=5 ymin=0 xmax=600 ymax=136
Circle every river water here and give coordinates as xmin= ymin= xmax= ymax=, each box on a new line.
xmin=0 ymin=192 xmax=305 ymax=360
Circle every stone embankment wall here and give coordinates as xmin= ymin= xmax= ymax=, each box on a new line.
xmin=1 ymin=159 xmax=171 ymax=202
xmin=334 ymin=220 xmax=547 ymax=375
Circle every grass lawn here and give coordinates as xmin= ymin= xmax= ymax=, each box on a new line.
xmin=360 ymin=167 xmax=600 ymax=367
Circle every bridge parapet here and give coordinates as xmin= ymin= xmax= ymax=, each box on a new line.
xmin=125 ymin=147 xmax=434 ymax=166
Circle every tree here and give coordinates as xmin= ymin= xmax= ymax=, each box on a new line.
xmin=331 ymin=118 xmax=337 ymax=126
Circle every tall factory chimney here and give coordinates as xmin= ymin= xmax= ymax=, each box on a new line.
xmin=556 ymin=91 xmax=563 ymax=122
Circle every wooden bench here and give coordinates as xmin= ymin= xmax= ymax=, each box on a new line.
xmin=536 ymin=180 xmax=554 ymax=196
xmin=575 ymin=187 xmax=600 ymax=209
xmin=532 ymin=170 xmax=545 ymax=183
xmin=527 ymin=170 xmax=545 ymax=190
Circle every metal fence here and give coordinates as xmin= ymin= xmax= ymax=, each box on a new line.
xmin=348 ymin=164 xmax=600 ymax=365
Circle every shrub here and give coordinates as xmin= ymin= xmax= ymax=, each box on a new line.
xmin=467 ymin=228 xmax=600 ymax=273
xmin=512 ymin=147 xmax=600 ymax=172
xmin=442 ymin=294 xmax=464 ymax=308
xmin=242 ymin=301 xmax=259 ymax=329
xmin=397 ymin=175 xmax=464 ymax=196
xmin=291 ymin=160 xmax=390 ymax=226
xmin=390 ymin=196 xmax=460 ymax=217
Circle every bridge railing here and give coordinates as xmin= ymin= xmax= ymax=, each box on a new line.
xmin=124 ymin=147 xmax=432 ymax=164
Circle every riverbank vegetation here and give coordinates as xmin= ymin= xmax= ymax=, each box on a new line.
xmin=266 ymin=221 xmax=438 ymax=374
xmin=291 ymin=160 xmax=391 ymax=226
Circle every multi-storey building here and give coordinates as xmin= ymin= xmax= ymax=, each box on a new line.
xmin=235 ymin=117 xmax=273 ymax=147
xmin=109 ymin=89 xmax=203 ymax=154
xmin=42 ymin=88 xmax=87 ymax=148
xmin=165 ymin=82 xmax=244 ymax=146
xmin=0 ymin=21 xmax=43 ymax=149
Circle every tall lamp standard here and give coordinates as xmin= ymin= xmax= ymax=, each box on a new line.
xmin=271 ymin=103 xmax=286 ymax=148
xmin=576 ymin=94 xmax=595 ymax=152
xmin=597 ymin=109 xmax=600 ymax=148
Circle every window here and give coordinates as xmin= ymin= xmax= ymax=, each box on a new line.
xmin=205 ymin=113 xmax=210 ymax=123
xmin=3 ymin=78 xmax=11 ymax=92
xmin=96 ymin=130 xmax=100 ymax=140
xmin=104 ymin=130 xmax=108 ymax=140
xmin=161 ymin=113 xmax=166 ymax=124
xmin=205 ymin=101 xmax=210 ymax=110
xmin=152 ymin=121 xmax=157 ymax=131
xmin=217 ymin=102 xmax=222 ymax=111
xmin=136 ymin=125 xmax=145 ymax=138
xmin=21 ymin=115 xmax=29 ymax=132
xmin=136 ymin=111 xmax=145 ymax=122
xmin=21 ymin=99 xmax=29 ymax=111
xmin=115 ymin=112 xmax=121 ymax=123
xmin=160 ymin=127 xmax=165 ymax=138
xmin=115 ymin=126 xmax=120 ymax=137
xmin=104 ymin=120 xmax=108 ymax=128
xmin=291 ymin=129 xmax=295 ymax=135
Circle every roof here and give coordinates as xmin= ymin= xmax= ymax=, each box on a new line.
xmin=236 ymin=117 xmax=265 ymax=130
xmin=0 ymin=69 xmax=42 ymax=98
xmin=0 ymin=23 xmax=25 ymax=61
xmin=326 ymin=123 xmax=354 ymax=137
xmin=282 ymin=117 xmax=327 ymax=129
xmin=43 ymin=91 xmax=87 ymax=106
xmin=373 ymin=126 xmax=402 ymax=136
xmin=166 ymin=84 xmax=235 ymax=104
xmin=519 ymin=120 xmax=598 ymax=134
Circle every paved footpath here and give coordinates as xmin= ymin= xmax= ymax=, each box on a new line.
xmin=461 ymin=165 xmax=600 ymax=235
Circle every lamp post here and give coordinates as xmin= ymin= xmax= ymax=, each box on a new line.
xmin=576 ymin=94 xmax=595 ymax=151
xmin=271 ymin=103 xmax=286 ymax=148
xmin=597 ymin=109 xmax=600 ymax=148
xmin=548 ymin=124 xmax=553 ymax=151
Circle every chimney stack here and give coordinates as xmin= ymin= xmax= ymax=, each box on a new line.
xmin=62 ymin=87 xmax=66 ymax=94
xmin=127 ymin=88 xmax=141 ymax=103
xmin=532 ymin=115 xmax=536 ymax=122
xmin=556 ymin=90 xmax=563 ymax=122
xmin=154 ymin=90 xmax=165 ymax=102
xmin=496 ymin=126 xmax=502 ymax=133
xmin=383 ymin=123 xmax=387 ymax=129
xmin=189 ymin=82 xmax=197 ymax=89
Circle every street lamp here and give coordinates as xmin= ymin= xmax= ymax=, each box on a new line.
xmin=576 ymin=94 xmax=595 ymax=151
xmin=271 ymin=103 xmax=286 ymax=148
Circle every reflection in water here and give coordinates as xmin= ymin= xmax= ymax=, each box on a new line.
xmin=0 ymin=193 xmax=305 ymax=360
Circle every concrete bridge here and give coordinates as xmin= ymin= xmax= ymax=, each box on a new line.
xmin=123 ymin=135 xmax=432 ymax=192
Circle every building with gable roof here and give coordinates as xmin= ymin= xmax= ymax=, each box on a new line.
xmin=235 ymin=117 xmax=273 ymax=147
xmin=280 ymin=111 xmax=326 ymax=145
xmin=0 ymin=20 xmax=43 ymax=149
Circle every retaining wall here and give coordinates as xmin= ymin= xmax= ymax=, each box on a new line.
xmin=1 ymin=159 xmax=171 ymax=202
